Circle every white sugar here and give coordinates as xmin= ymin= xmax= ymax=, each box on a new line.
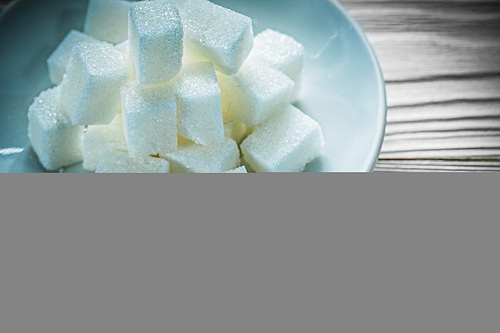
xmin=223 ymin=166 xmax=248 ymax=173
xmin=96 ymin=149 xmax=170 ymax=173
xmin=47 ymin=29 xmax=100 ymax=85
xmin=121 ymin=81 xmax=178 ymax=158
xmin=245 ymin=29 xmax=305 ymax=102
xmin=240 ymin=105 xmax=325 ymax=173
xmin=83 ymin=113 xmax=128 ymax=171
xmin=217 ymin=64 xmax=295 ymax=127
xmin=60 ymin=41 xmax=129 ymax=126
xmin=223 ymin=110 xmax=254 ymax=144
xmin=34 ymin=1 xmax=322 ymax=174
xmin=246 ymin=29 xmax=305 ymax=82
xmin=129 ymin=0 xmax=183 ymax=85
xmin=162 ymin=137 xmax=240 ymax=173
xmin=181 ymin=0 xmax=253 ymax=75
xmin=172 ymin=62 xmax=224 ymax=145
xmin=27 ymin=86 xmax=84 ymax=171
xmin=84 ymin=0 xmax=131 ymax=44
xmin=114 ymin=40 xmax=136 ymax=81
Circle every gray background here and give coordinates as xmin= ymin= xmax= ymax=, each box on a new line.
xmin=1 ymin=174 xmax=499 ymax=333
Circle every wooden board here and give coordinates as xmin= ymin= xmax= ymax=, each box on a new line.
xmin=340 ymin=0 xmax=500 ymax=171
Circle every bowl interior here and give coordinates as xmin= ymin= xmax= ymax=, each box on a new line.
xmin=0 ymin=0 xmax=386 ymax=173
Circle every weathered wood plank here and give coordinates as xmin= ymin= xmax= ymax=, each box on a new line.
xmin=377 ymin=159 xmax=500 ymax=167
xmin=341 ymin=0 xmax=500 ymax=169
xmin=375 ymin=165 xmax=500 ymax=173
xmin=342 ymin=2 xmax=500 ymax=37
xmin=386 ymin=76 xmax=500 ymax=107
xmin=386 ymin=101 xmax=500 ymax=123
xmin=376 ymin=165 xmax=500 ymax=172
xmin=386 ymin=118 xmax=500 ymax=135
xmin=365 ymin=32 xmax=500 ymax=81
xmin=385 ymin=101 xmax=500 ymax=137
xmin=384 ymin=129 xmax=500 ymax=142
xmin=340 ymin=0 xmax=500 ymax=81
xmin=375 ymin=159 xmax=500 ymax=172
xmin=382 ymin=135 xmax=500 ymax=152
xmin=380 ymin=148 xmax=500 ymax=159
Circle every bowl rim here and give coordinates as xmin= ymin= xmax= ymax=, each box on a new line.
xmin=329 ymin=0 xmax=387 ymax=172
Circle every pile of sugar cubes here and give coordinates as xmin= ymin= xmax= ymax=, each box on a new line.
xmin=28 ymin=0 xmax=325 ymax=173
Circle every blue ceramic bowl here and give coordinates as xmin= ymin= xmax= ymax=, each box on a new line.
xmin=0 ymin=0 xmax=386 ymax=172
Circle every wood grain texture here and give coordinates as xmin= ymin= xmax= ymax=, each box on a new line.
xmin=344 ymin=1 xmax=500 ymax=81
xmin=340 ymin=0 xmax=500 ymax=172
xmin=386 ymin=76 xmax=500 ymax=107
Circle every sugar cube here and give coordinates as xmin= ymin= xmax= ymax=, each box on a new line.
xmin=177 ymin=135 xmax=194 ymax=146
xmin=162 ymin=138 xmax=240 ymax=173
xmin=60 ymin=41 xmax=129 ymax=126
xmin=96 ymin=149 xmax=170 ymax=173
xmin=290 ymin=75 xmax=303 ymax=103
xmin=129 ymin=0 xmax=183 ymax=85
xmin=217 ymin=64 xmax=295 ymax=127
xmin=223 ymin=110 xmax=253 ymax=144
xmin=245 ymin=29 xmax=305 ymax=102
xmin=181 ymin=0 xmax=253 ymax=75
xmin=27 ymin=86 xmax=84 ymax=171
xmin=173 ymin=0 xmax=186 ymax=8
xmin=84 ymin=0 xmax=131 ymax=45
xmin=240 ymin=105 xmax=325 ymax=173
xmin=83 ymin=113 xmax=128 ymax=171
xmin=114 ymin=40 xmax=136 ymax=81
xmin=246 ymin=29 xmax=305 ymax=83
xmin=121 ymin=81 xmax=178 ymax=158
xmin=172 ymin=62 xmax=224 ymax=145
xmin=46 ymin=30 xmax=100 ymax=85
xmin=223 ymin=166 xmax=248 ymax=173
xmin=154 ymin=0 xmax=186 ymax=9
xmin=224 ymin=119 xmax=248 ymax=144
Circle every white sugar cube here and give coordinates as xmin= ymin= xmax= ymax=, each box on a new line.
xmin=223 ymin=110 xmax=254 ymax=144
xmin=60 ymin=41 xmax=129 ymax=126
xmin=246 ymin=29 xmax=305 ymax=83
xmin=172 ymin=62 xmax=224 ymax=145
xmin=217 ymin=65 xmax=295 ymax=127
xmin=96 ymin=149 xmax=170 ymax=173
xmin=223 ymin=166 xmax=248 ymax=173
xmin=84 ymin=0 xmax=131 ymax=44
xmin=129 ymin=0 xmax=183 ymax=85
xmin=27 ymin=86 xmax=84 ymax=171
xmin=162 ymin=138 xmax=240 ymax=173
xmin=290 ymin=76 xmax=303 ymax=103
xmin=240 ymin=105 xmax=325 ymax=173
xmin=121 ymin=81 xmax=178 ymax=158
xmin=181 ymin=0 xmax=253 ymax=75
xmin=114 ymin=40 xmax=135 ymax=81
xmin=46 ymin=30 xmax=99 ymax=85
xmin=153 ymin=0 xmax=186 ymax=9
xmin=245 ymin=29 xmax=305 ymax=102
xmin=172 ymin=0 xmax=186 ymax=9
xmin=224 ymin=119 xmax=248 ymax=144
xmin=83 ymin=113 xmax=128 ymax=171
